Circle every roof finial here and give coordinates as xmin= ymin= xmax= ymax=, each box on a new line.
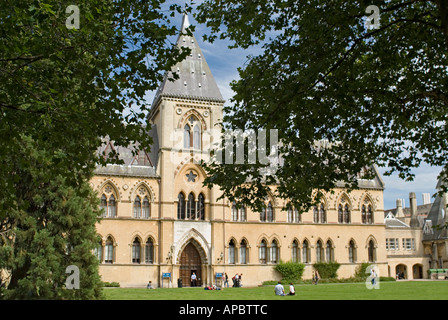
xmin=181 ymin=12 xmax=190 ymax=33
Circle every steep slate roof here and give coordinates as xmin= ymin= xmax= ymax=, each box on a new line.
xmin=151 ymin=13 xmax=224 ymax=108
xmin=95 ymin=134 xmax=158 ymax=178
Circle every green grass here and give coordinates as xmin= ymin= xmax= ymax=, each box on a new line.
xmin=103 ymin=281 xmax=448 ymax=300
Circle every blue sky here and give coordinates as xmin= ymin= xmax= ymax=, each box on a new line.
xmin=145 ymin=9 xmax=443 ymax=211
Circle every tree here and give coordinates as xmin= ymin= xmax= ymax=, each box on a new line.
xmin=0 ymin=135 xmax=103 ymax=299
xmin=196 ymin=0 xmax=448 ymax=211
xmin=0 ymin=0 xmax=191 ymax=298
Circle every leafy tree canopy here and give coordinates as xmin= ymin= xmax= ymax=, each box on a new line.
xmin=196 ymin=0 xmax=448 ymax=212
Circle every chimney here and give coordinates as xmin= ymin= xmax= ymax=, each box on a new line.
xmin=409 ymin=192 xmax=419 ymax=227
xmin=395 ymin=199 xmax=404 ymax=217
xmin=422 ymin=193 xmax=431 ymax=205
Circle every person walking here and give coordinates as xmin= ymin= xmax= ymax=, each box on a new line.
xmin=224 ymin=273 xmax=229 ymax=288
xmin=191 ymin=272 xmax=197 ymax=287
xmin=312 ymin=270 xmax=320 ymax=285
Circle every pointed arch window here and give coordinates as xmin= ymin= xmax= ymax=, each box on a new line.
xmin=198 ymin=193 xmax=205 ymax=220
xmin=362 ymin=203 xmax=374 ymax=224
xmin=229 ymin=239 xmax=236 ymax=264
xmin=291 ymin=240 xmax=299 ymax=262
xmin=267 ymin=202 xmax=274 ymax=222
xmin=270 ymin=240 xmax=279 ymax=263
xmin=240 ymin=239 xmax=247 ymax=264
xmin=133 ymin=195 xmax=142 ymax=218
xmin=338 ymin=204 xmax=344 ymax=223
xmin=145 ymin=238 xmax=154 ymax=264
xmin=313 ymin=206 xmax=319 ymax=223
xmin=260 ymin=206 xmax=266 ymax=222
xmin=344 ymin=204 xmax=350 ymax=223
xmin=349 ymin=240 xmax=357 ymax=263
xmin=316 ymin=240 xmax=324 ymax=262
xmin=326 ymin=240 xmax=334 ymax=262
xmin=105 ymin=237 xmax=114 ymax=264
xmin=239 ymin=205 xmax=246 ymax=222
xmin=94 ymin=238 xmax=103 ymax=263
xmin=232 ymin=201 xmax=238 ymax=221
xmin=132 ymin=238 xmax=141 ymax=264
xmin=184 ymin=124 xmax=191 ymax=148
xmin=177 ymin=193 xmax=186 ymax=219
xmin=187 ymin=192 xmax=196 ymax=219
xmin=142 ymin=196 xmax=150 ymax=218
xmin=302 ymin=240 xmax=310 ymax=263
xmin=319 ymin=203 xmax=326 ymax=223
xmin=108 ymin=195 xmax=116 ymax=217
xmin=259 ymin=239 xmax=267 ymax=264
xmin=193 ymin=124 xmax=201 ymax=149
xmin=368 ymin=240 xmax=376 ymax=262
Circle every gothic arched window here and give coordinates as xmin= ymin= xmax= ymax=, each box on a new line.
xmin=132 ymin=238 xmax=141 ymax=264
xmin=177 ymin=193 xmax=186 ymax=219
xmin=184 ymin=124 xmax=191 ymax=148
xmin=198 ymin=193 xmax=205 ymax=220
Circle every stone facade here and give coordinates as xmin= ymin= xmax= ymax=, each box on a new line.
xmin=92 ymin=14 xmax=393 ymax=287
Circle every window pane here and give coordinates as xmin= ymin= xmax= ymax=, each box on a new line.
xmin=142 ymin=197 xmax=150 ymax=218
xmin=134 ymin=196 xmax=141 ymax=218
xmin=184 ymin=124 xmax=191 ymax=148
xmin=193 ymin=125 xmax=201 ymax=149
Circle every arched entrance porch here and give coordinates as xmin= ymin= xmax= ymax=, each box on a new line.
xmin=177 ymin=239 xmax=208 ymax=287
xmin=396 ymin=264 xmax=408 ymax=279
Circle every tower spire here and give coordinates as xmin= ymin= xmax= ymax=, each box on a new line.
xmin=150 ymin=12 xmax=224 ymax=108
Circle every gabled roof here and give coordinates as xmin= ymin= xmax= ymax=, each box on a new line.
xmin=151 ymin=14 xmax=224 ymax=108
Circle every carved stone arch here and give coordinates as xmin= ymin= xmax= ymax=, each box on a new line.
xmin=105 ymin=234 xmax=117 ymax=245
xmin=365 ymin=235 xmax=378 ymax=248
xmin=315 ymin=237 xmax=325 ymax=246
xmin=335 ymin=191 xmax=353 ymax=209
xmin=325 ymin=238 xmax=335 ymax=248
xmin=175 ymin=228 xmax=209 ymax=264
xmin=313 ymin=190 xmax=328 ymax=206
xmin=98 ymin=179 xmax=121 ymax=201
xmin=302 ymin=237 xmax=313 ymax=249
xmin=256 ymin=234 xmax=269 ymax=245
xmin=359 ymin=192 xmax=376 ymax=211
xmin=347 ymin=238 xmax=358 ymax=249
xmin=239 ymin=236 xmax=250 ymax=247
xmin=290 ymin=237 xmax=301 ymax=248
xmin=128 ymin=181 xmax=156 ymax=202
xmin=144 ymin=232 xmax=158 ymax=245
xmin=178 ymin=109 xmax=207 ymax=131
xmin=226 ymin=236 xmax=238 ymax=248
xmin=269 ymin=234 xmax=282 ymax=247
xmin=129 ymin=231 xmax=143 ymax=244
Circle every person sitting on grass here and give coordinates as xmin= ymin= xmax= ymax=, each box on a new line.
xmin=274 ymin=281 xmax=285 ymax=296
xmin=288 ymin=283 xmax=295 ymax=295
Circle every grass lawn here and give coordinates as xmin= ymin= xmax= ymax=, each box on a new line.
xmin=103 ymin=281 xmax=448 ymax=300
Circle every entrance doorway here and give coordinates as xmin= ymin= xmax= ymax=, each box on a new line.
xmin=179 ymin=242 xmax=202 ymax=287
xmin=396 ymin=264 xmax=407 ymax=279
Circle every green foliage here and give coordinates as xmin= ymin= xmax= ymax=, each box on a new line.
xmin=274 ymin=261 xmax=305 ymax=282
xmin=196 ymin=0 xmax=448 ymax=211
xmin=103 ymin=282 xmax=120 ymax=287
xmin=0 ymin=136 xmax=103 ymax=299
xmin=0 ymin=0 xmax=190 ymax=299
xmin=313 ymin=261 xmax=341 ymax=279
xmin=354 ymin=262 xmax=372 ymax=280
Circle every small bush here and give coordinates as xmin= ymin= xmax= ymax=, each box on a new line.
xmin=274 ymin=261 xmax=305 ymax=282
xmin=313 ymin=261 xmax=341 ymax=279
xmin=103 ymin=281 xmax=120 ymax=287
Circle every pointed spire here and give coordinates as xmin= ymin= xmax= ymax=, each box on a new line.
xmin=151 ymin=12 xmax=224 ymax=107
xmin=181 ymin=12 xmax=190 ymax=33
